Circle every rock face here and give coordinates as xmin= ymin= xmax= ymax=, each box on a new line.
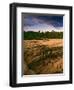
xmin=23 ymin=39 xmax=63 ymax=75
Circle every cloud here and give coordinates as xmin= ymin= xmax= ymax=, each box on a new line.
xmin=23 ymin=15 xmax=63 ymax=32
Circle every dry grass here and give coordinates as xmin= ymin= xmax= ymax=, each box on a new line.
xmin=24 ymin=39 xmax=63 ymax=48
xmin=23 ymin=39 xmax=63 ymax=75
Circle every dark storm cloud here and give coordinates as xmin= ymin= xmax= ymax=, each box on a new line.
xmin=23 ymin=15 xmax=63 ymax=28
xmin=37 ymin=16 xmax=63 ymax=27
xmin=22 ymin=14 xmax=63 ymax=32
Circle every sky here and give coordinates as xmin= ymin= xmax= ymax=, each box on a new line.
xmin=22 ymin=14 xmax=63 ymax=32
